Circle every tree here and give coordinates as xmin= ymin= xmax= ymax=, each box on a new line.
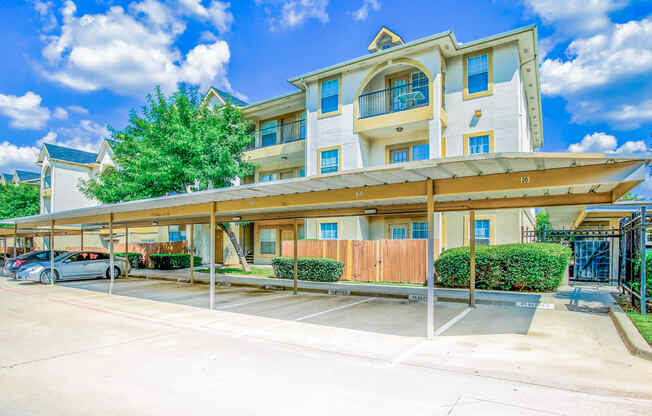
xmin=535 ymin=210 xmax=550 ymax=240
xmin=619 ymin=191 xmax=645 ymax=201
xmin=0 ymin=184 xmax=40 ymax=222
xmin=80 ymin=85 xmax=254 ymax=271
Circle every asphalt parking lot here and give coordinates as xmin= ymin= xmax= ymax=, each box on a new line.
xmin=2 ymin=275 xmax=652 ymax=415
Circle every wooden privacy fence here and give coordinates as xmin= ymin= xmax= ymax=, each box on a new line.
xmin=281 ymin=239 xmax=439 ymax=284
xmin=65 ymin=241 xmax=188 ymax=268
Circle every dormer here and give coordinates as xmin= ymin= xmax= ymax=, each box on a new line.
xmin=200 ymin=87 xmax=248 ymax=108
xmin=368 ymin=26 xmax=405 ymax=53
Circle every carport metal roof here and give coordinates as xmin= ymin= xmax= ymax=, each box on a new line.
xmin=0 ymin=152 xmax=649 ymax=230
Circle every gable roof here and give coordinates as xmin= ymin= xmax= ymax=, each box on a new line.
xmin=201 ymin=87 xmax=248 ymax=107
xmin=1 ymin=173 xmax=13 ymax=184
xmin=41 ymin=143 xmax=98 ymax=165
xmin=14 ymin=170 xmax=40 ymax=181
xmin=368 ymin=26 xmax=405 ymax=52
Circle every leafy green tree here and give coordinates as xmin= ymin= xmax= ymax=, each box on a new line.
xmin=80 ymin=85 xmax=254 ymax=271
xmin=619 ymin=191 xmax=645 ymax=201
xmin=535 ymin=210 xmax=550 ymax=241
xmin=0 ymin=184 xmax=40 ymax=222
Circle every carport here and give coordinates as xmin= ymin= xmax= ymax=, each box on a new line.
xmin=1 ymin=152 xmax=648 ymax=338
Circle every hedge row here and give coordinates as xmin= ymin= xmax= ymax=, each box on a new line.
xmin=435 ymin=243 xmax=571 ymax=292
xmin=150 ymin=254 xmax=203 ymax=270
xmin=272 ymin=257 xmax=344 ymax=282
xmin=114 ymin=253 xmax=145 ymax=268
xmin=629 ymin=251 xmax=652 ymax=298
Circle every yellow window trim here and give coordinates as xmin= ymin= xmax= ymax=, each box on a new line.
xmin=463 ymin=130 xmax=494 ymax=155
xmin=317 ymin=145 xmax=342 ymax=174
xmin=257 ymin=167 xmax=302 ymax=182
xmin=463 ymin=214 xmax=496 ymax=246
xmin=384 ymin=216 xmax=427 ymax=239
xmin=255 ymin=224 xmax=280 ymax=258
xmin=463 ymin=48 xmax=493 ymax=100
xmin=316 ymin=218 xmax=343 ymax=240
xmin=441 ymin=136 xmax=446 ymax=158
xmin=318 ymin=74 xmax=342 ymax=119
xmin=385 ymin=140 xmax=428 ymax=164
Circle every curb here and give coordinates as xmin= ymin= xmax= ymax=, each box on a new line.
xmin=609 ymin=306 xmax=652 ymax=361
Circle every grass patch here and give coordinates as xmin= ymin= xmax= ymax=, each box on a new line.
xmin=196 ymin=266 xmax=274 ymax=278
xmin=627 ymin=312 xmax=652 ymax=346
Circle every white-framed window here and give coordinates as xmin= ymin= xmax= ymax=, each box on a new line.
xmin=168 ymin=225 xmax=186 ymax=242
xmin=42 ymin=166 xmax=51 ymax=189
xmin=411 ymin=143 xmax=429 ymax=161
xmin=320 ymin=77 xmax=339 ymax=114
xmin=260 ymin=228 xmax=276 ymax=255
xmin=469 ymin=135 xmax=490 ymax=154
xmin=388 ymin=142 xmax=430 ymax=164
xmin=467 ymin=53 xmax=489 ymax=94
xmin=319 ymin=223 xmax=338 ymax=240
xmin=475 ymin=219 xmax=491 ymax=246
xmin=320 ymin=149 xmax=339 ymax=174
xmin=390 ymin=148 xmax=409 ymax=164
xmin=389 ymin=224 xmax=408 ymax=240
xmin=261 ymin=120 xmax=278 ymax=147
xmin=411 ymin=222 xmax=428 ymax=239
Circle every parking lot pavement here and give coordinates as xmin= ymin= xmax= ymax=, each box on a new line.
xmin=2 ymin=277 xmax=652 ymax=415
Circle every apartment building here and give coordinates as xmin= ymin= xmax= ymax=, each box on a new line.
xmin=231 ymin=25 xmax=540 ymax=264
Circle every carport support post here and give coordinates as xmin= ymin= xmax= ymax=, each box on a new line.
xmin=640 ymin=206 xmax=647 ymax=315
xmin=109 ymin=214 xmax=115 ymax=295
xmin=49 ymin=221 xmax=54 ymax=285
xmin=13 ymin=224 xmax=17 ymax=258
xmin=469 ymin=210 xmax=476 ymax=307
xmin=80 ymin=228 xmax=84 ymax=251
xmin=426 ymin=179 xmax=435 ymax=339
xmin=209 ymin=202 xmax=216 ymax=310
xmin=125 ymin=224 xmax=129 ymax=279
xmin=293 ymin=220 xmax=298 ymax=295
xmin=189 ymin=224 xmax=194 ymax=284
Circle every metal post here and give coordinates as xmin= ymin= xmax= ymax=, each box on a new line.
xmin=80 ymin=228 xmax=84 ymax=251
xmin=209 ymin=202 xmax=216 ymax=310
xmin=426 ymin=179 xmax=435 ymax=338
xmin=109 ymin=214 xmax=115 ymax=294
xmin=469 ymin=210 xmax=476 ymax=307
xmin=13 ymin=224 xmax=17 ymax=258
xmin=293 ymin=220 xmax=298 ymax=295
xmin=189 ymin=224 xmax=195 ymax=284
xmin=50 ymin=221 xmax=55 ymax=285
xmin=125 ymin=224 xmax=129 ymax=279
xmin=640 ymin=207 xmax=647 ymax=315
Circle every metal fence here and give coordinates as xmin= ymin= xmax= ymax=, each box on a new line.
xmin=248 ymin=119 xmax=306 ymax=150
xmin=358 ymin=81 xmax=429 ymax=119
xmin=619 ymin=207 xmax=650 ymax=314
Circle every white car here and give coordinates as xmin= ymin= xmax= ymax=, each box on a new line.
xmin=17 ymin=251 xmax=129 ymax=284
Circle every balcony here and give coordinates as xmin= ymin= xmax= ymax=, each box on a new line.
xmin=245 ymin=119 xmax=306 ymax=169
xmin=355 ymin=80 xmax=433 ymax=134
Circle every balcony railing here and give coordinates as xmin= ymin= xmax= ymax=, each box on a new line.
xmin=247 ymin=119 xmax=306 ymax=150
xmin=358 ymin=81 xmax=429 ymax=119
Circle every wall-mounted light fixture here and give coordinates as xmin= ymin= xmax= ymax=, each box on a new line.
xmin=396 ymin=126 xmax=404 ymax=132
xmin=364 ymin=208 xmax=377 ymax=214
xmin=474 ymin=109 xmax=482 ymax=118
xmin=152 ymin=221 xmax=159 ymax=226
xmin=232 ymin=216 xmax=242 ymax=221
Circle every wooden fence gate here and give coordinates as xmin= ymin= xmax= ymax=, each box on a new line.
xmin=281 ymin=239 xmax=437 ymax=284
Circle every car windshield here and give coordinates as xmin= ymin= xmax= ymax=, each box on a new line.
xmin=54 ymin=252 xmax=72 ymax=261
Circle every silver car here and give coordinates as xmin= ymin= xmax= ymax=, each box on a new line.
xmin=17 ymin=251 xmax=129 ymax=284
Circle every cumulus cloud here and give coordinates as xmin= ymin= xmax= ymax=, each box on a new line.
xmin=39 ymin=0 xmax=233 ymax=97
xmin=352 ymin=0 xmax=380 ymax=21
xmin=0 ymin=91 xmax=51 ymax=130
xmin=178 ymin=0 xmax=233 ymax=32
xmin=67 ymin=105 xmax=88 ymax=114
xmin=32 ymin=0 xmax=58 ymax=32
xmin=258 ymin=0 xmax=329 ymax=30
xmin=40 ymin=119 xmax=111 ymax=152
xmin=567 ymin=132 xmax=648 ymax=154
xmin=53 ymin=107 xmax=68 ymax=120
xmin=0 ymin=142 xmax=41 ymax=174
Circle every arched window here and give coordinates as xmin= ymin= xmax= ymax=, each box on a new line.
xmin=43 ymin=166 xmax=51 ymax=189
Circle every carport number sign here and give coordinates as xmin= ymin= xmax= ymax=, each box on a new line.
xmin=520 ymin=176 xmax=530 ymax=184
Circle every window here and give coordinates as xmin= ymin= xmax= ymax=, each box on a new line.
xmin=320 ymin=148 xmax=340 ymax=174
xmin=469 ymin=135 xmax=490 ymax=154
xmin=260 ymin=173 xmax=276 ymax=182
xmin=168 ymin=225 xmax=186 ymax=242
xmin=465 ymin=131 xmax=493 ymax=155
xmin=464 ymin=50 xmax=492 ymax=99
xmin=43 ymin=166 xmax=51 ymax=189
xmin=261 ymin=120 xmax=278 ymax=147
xmin=299 ymin=168 xmax=305 ymax=177
xmin=279 ymin=170 xmax=295 ymax=180
xmin=475 ymin=219 xmax=491 ymax=246
xmin=260 ymin=228 xmax=276 ymax=255
xmin=319 ymin=223 xmax=338 ymax=240
xmin=389 ymin=224 xmax=408 ymax=240
xmin=411 ymin=71 xmax=429 ymax=106
xmin=320 ymin=77 xmax=340 ymax=115
xmin=390 ymin=148 xmax=409 ymax=164
xmin=441 ymin=71 xmax=446 ymax=110
xmin=412 ymin=222 xmax=428 ymax=239
xmin=411 ymin=143 xmax=429 ymax=161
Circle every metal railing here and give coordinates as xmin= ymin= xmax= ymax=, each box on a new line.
xmin=247 ymin=119 xmax=306 ymax=150
xmin=358 ymin=81 xmax=429 ymax=119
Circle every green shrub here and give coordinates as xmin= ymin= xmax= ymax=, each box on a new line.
xmin=272 ymin=257 xmax=344 ymax=282
xmin=115 ymin=252 xmax=144 ymax=268
xmin=150 ymin=254 xmax=202 ymax=270
xmin=629 ymin=251 xmax=652 ymax=298
xmin=435 ymin=243 xmax=571 ymax=292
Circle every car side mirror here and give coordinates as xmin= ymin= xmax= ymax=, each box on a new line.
xmin=63 ymin=259 xmax=71 ymax=263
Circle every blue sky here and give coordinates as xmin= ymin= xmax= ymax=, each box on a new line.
xmin=0 ymin=0 xmax=650 ymax=194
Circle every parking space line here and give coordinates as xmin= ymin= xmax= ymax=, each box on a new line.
xmin=295 ymin=297 xmax=376 ymax=322
xmin=434 ymin=307 xmax=473 ymax=336
xmin=216 ymin=292 xmax=294 ymax=310
xmin=389 ymin=340 xmax=428 ymax=367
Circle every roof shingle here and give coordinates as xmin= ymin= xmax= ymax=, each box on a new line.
xmin=44 ymin=143 xmax=98 ymax=164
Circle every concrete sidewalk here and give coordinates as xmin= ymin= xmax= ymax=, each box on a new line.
xmin=130 ymin=267 xmax=617 ymax=312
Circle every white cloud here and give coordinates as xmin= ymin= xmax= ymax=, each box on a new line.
xmin=199 ymin=30 xmax=219 ymax=42
xmin=178 ymin=0 xmax=233 ymax=32
xmin=352 ymin=0 xmax=379 ymax=21
xmin=44 ymin=119 xmax=110 ymax=152
xmin=53 ymin=107 xmax=68 ymax=120
xmin=67 ymin=105 xmax=88 ymax=114
xmin=258 ymin=0 xmax=329 ymax=30
xmin=541 ymin=18 xmax=652 ymax=95
xmin=40 ymin=0 xmax=233 ymax=96
xmin=32 ymin=0 xmax=58 ymax=32
xmin=0 ymin=91 xmax=51 ymax=130
xmin=0 ymin=141 xmax=41 ymax=174
xmin=567 ymin=132 xmax=648 ymax=154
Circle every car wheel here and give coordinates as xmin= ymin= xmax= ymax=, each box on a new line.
xmin=40 ymin=270 xmax=57 ymax=284
xmin=106 ymin=266 xmax=120 ymax=280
